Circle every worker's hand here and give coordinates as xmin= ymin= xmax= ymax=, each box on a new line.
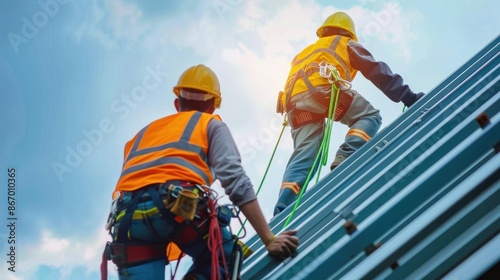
xmin=266 ymin=230 xmax=299 ymax=259
xmin=403 ymin=92 xmax=425 ymax=107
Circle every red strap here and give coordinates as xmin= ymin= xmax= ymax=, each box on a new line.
xmin=100 ymin=245 xmax=108 ymax=280
xmin=207 ymin=199 xmax=228 ymax=280
xmin=105 ymin=243 xmax=166 ymax=268
xmin=124 ymin=244 xmax=165 ymax=264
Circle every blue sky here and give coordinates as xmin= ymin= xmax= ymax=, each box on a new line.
xmin=0 ymin=0 xmax=499 ymax=279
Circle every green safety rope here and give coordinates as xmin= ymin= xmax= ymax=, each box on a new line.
xmin=315 ymin=68 xmax=342 ymax=183
xmin=283 ymin=66 xmax=343 ymax=229
xmin=236 ymin=116 xmax=289 ymax=237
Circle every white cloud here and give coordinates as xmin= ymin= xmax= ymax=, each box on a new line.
xmin=41 ymin=231 xmax=70 ymax=253
xmin=346 ymin=2 xmax=422 ymax=61
xmin=6 ymin=275 xmax=23 ymax=280
xmin=108 ymin=0 xmax=143 ymax=38
xmin=73 ymin=0 xmax=146 ymax=49
xmin=215 ymin=1 xmax=322 ymax=117
xmin=3 ymin=227 xmax=114 ymax=279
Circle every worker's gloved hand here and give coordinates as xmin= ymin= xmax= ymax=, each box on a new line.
xmin=402 ymin=92 xmax=425 ymax=108
xmin=266 ymin=230 xmax=299 ymax=259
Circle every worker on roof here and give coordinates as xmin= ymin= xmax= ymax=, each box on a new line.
xmin=274 ymin=12 xmax=425 ymax=215
xmin=103 ymin=64 xmax=299 ymax=279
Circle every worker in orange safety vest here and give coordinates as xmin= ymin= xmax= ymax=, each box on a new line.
xmin=103 ymin=64 xmax=299 ymax=280
xmin=274 ymin=12 xmax=425 ymax=215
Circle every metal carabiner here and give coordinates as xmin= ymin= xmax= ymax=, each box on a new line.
xmin=319 ymin=61 xmax=331 ymax=79
xmin=105 ymin=192 xmax=120 ymax=231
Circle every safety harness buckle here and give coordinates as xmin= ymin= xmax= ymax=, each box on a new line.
xmin=319 ymin=61 xmax=331 ymax=78
xmin=105 ymin=193 xmax=120 ymax=232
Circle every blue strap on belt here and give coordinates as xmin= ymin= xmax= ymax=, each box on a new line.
xmin=116 ymin=188 xmax=146 ymax=242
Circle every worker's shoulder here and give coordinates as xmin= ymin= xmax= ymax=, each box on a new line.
xmin=207 ymin=114 xmax=225 ymax=129
xmin=346 ymin=38 xmax=363 ymax=48
xmin=210 ymin=113 xmax=223 ymax=122
xmin=208 ymin=115 xmax=231 ymax=131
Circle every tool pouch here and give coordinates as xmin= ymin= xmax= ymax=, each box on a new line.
xmin=217 ymin=205 xmax=233 ymax=227
xmin=164 ymin=185 xmax=178 ymax=209
xmin=170 ymin=189 xmax=199 ymax=221
xmin=105 ymin=242 xmax=127 ymax=267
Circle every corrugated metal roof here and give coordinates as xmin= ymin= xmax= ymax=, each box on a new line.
xmin=241 ymin=34 xmax=500 ymax=280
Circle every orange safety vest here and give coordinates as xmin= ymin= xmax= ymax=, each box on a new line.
xmin=281 ymin=35 xmax=357 ymax=112
xmin=114 ymin=110 xmax=220 ymax=194
xmin=113 ymin=110 xmax=220 ymax=262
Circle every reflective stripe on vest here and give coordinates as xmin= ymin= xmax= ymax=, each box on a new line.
xmin=114 ymin=111 xmax=219 ymax=192
xmin=282 ymin=35 xmax=358 ymax=109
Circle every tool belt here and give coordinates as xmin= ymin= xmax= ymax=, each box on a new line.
xmin=106 ymin=181 xmax=206 ymax=230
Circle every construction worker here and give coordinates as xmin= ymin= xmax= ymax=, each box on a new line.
xmin=274 ymin=12 xmax=425 ymax=215
xmin=104 ymin=64 xmax=299 ymax=279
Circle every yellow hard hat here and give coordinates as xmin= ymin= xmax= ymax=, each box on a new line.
xmin=316 ymin=12 xmax=358 ymax=41
xmin=173 ymin=64 xmax=222 ymax=108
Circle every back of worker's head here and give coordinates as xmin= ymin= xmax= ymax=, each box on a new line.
xmin=316 ymin=12 xmax=358 ymax=41
xmin=177 ymin=88 xmax=216 ymax=112
xmin=173 ymin=64 xmax=222 ymax=112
